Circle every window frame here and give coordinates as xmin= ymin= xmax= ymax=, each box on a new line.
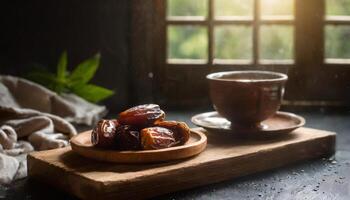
xmin=165 ymin=0 xmax=295 ymax=67
xmin=130 ymin=0 xmax=350 ymax=107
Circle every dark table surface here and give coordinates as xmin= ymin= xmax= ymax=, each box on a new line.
xmin=1 ymin=109 xmax=349 ymax=200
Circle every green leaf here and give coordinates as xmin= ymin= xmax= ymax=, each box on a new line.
xmin=68 ymin=53 xmax=100 ymax=86
xmin=26 ymin=52 xmax=114 ymax=102
xmin=56 ymin=51 xmax=68 ymax=93
xmin=57 ymin=51 xmax=68 ymax=80
xmin=26 ymin=71 xmax=63 ymax=92
xmin=70 ymin=83 xmax=114 ymax=103
xmin=27 ymin=71 xmax=56 ymax=85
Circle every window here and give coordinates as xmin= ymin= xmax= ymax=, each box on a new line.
xmin=131 ymin=0 xmax=350 ymax=107
xmin=166 ymin=0 xmax=294 ymax=65
xmin=325 ymin=0 xmax=350 ymax=63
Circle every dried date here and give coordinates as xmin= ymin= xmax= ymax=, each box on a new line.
xmin=155 ymin=121 xmax=190 ymax=145
xmin=118 ymin=104 xmax=165 ymax=127
xmin=91 ymin=119 xmax=119 ymax=148
xmin=140 ymin=127 xmax=178 ymax=150
xmin=115 ymin=125 xmax=141 ymax=150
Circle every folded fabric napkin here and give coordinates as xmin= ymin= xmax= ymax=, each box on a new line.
xmin=0 ymin=75 xmax=107 ymax=184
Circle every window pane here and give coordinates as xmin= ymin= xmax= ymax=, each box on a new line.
xmin=326 ymin=0 xmax=350 ymax=16
xmin=325 ymin=25 xmax=350 ymax=58
xmin=260 ymin=0 xmax=294 ymax=16
xmin=215 ymin=0 xmax=253 ymax=17
xmin=167 ymin=0 xmax=207 ymax=17
xmin=214 ymin=25 xmax=252 ymax=60
xmin=260 ymin=25 xmax=293 ymax=60
xmin=167 ymin=25 xmax=208 ymax=60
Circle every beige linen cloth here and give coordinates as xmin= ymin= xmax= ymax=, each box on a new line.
xmin=0 ymin=75 xmax=107 ymax=184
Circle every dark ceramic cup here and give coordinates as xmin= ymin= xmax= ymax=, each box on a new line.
xmin=207 ymin=71 xmax=288 ymax=130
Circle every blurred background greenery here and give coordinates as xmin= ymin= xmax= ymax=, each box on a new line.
xmin=326 ymin=0 xmax=350 ymax=59
xmin=167 ymin=0 xmax=350 ymax=61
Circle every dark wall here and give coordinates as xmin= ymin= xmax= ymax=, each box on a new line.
xmin=0 ymin=0 xmax=130 ymax=112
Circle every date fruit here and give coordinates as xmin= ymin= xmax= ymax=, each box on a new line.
xmin=155 ymin=121 xmax=190 ymax=145
xmin=115 ymin=125 xmax=141 ymax=150
xmin=91 ymin=105 xmax=191 ymax=151
xmin=118 ymin=104 xmax=165 ymax=127
xmin=91 ymin=119 xmax=119 ymax=148
xmin=141 ymin=127 xmax=178 ymax=150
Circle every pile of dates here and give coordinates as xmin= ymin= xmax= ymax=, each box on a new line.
xmin=91 ymin=104 xmax=190 ymax=150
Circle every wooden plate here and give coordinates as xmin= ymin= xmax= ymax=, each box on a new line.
xmin=191 ymin=111 xmax=305 ymax=139
xmin=70 ymin=129 xmax=207 ymax=163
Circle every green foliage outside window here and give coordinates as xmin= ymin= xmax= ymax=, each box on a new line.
xmin=167 ymin=0 xmax=350 ymax=60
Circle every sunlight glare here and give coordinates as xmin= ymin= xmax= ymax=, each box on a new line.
xmin=260 ymin=0 xmax=294 ymax=16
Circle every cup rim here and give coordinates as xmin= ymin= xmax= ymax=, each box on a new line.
xmin=206 ymin=70 xmax=288 ymax=83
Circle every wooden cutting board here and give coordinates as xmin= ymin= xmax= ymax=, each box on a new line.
xmin=28 ymin=127 xmax=335 ymax=200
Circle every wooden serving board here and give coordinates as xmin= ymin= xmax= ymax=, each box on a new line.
xmin=28 ymin=127 xmax=335 ymax=200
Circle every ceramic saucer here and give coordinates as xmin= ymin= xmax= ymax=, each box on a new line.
xmin=191 ymin=111 xmax=305 ymax=138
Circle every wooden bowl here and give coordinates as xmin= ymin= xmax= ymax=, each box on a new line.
xmin=70 ymin=129 xmax=207 ymax=163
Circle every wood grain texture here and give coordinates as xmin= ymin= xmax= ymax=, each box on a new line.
xmin=28 ymin=127 xmax=335 ymax=200
xmin=70 ymin=130 xmax=207 ymax=163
